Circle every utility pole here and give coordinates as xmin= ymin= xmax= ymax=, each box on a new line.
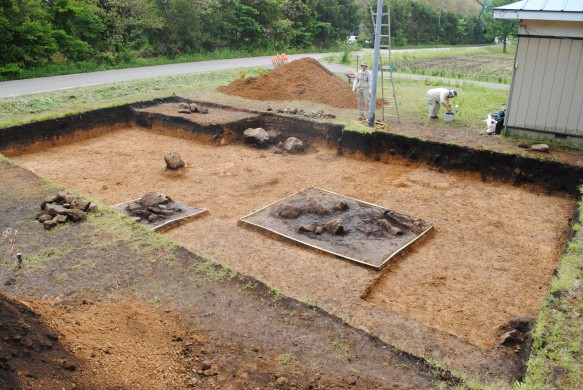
xmin=368 ymin=0 xmax=383 ymax=127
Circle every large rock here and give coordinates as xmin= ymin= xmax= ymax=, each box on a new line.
xmin=324 ymin=218 xmax=345 ymax=235
xmin=530 ymin=144 xmax=550 ymax=153
xmin=45 ymin=203 xmax=69 ymax=216
xmin=164 ymin=151 xmax=185 ymax=170
xmin=282 ymin=137 xmax=304 ymax=154
xmin=138 ymin=191 xmax=171 ymax=207
xmin=243 ymin=128 xmax=270 ymax=147
xmin=63 ymin=208 xmax=87 ymax=222
xmin=277 ymin=204 xmax=302 ymax=219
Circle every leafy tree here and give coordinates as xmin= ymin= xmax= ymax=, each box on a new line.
xmin=0 ymin=0 xmax=57 ymax=75
xmin=99 ymin=0 xmax=164 ymax=60
xmin=154 ymin=0 xmax=220 ymax=55
xmin=46 ymin=0 xmax=106 ymax=61
xmin=485 ymin=0 xmax=519 ymax=53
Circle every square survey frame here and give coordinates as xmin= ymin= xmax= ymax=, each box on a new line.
xmin=240 ymin=187 xmax=433 ymax=269
xmin=112 ymin=199 xmax=207 ymax=232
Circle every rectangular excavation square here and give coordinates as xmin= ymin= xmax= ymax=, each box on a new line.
xmin=112 ymin=198 xmax=207 ymax=232
xmin=240 ymin=187 xmax=433 ymax=269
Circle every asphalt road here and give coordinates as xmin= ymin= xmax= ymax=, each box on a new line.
xmin=0 ymin=49 xmax=508 ymax=98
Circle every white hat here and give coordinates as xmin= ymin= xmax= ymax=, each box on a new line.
xmin=361 ymin=62 xmax=368 ymax=67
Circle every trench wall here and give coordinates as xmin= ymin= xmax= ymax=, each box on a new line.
xmin=1 ymin=96 xmax=581 ymax=196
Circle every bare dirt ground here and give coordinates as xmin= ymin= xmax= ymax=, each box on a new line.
xmin=0 ymin=58 xmax=579 ymax=389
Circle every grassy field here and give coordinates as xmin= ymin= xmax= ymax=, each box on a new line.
xmin=325 ymin=45 xmax=516 ymax=84
xmin=0 ymin=59 xmax=509 ymax=136
xmin=0 ymin=47 xmax=581 ymax=390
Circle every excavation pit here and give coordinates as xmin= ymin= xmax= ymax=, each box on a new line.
xmin=1 ymin=98 xmax=580 ymax=384
xmin=240 ymin=187 xmax=433 ymax=268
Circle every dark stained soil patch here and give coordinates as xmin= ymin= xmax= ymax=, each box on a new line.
xmin=240 ymin=187 xmax=433 ymax=268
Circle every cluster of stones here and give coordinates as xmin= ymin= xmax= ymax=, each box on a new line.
xmin=37 ymin=192 xmax=97 ymax=230
xmin=177 ymin=102 xmax=209 ymax=114
xmin=277 ymin=199 xmax=348 ymax=235
xmin=267 ymin=105 xmax=335 ymax=119
xmin=243 ymin=127 xmax=304 ymax=154
xmin=124 ymin=191 xmax=182 ymax=224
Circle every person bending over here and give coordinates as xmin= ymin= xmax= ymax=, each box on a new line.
xmin=425 ymin=88 xmax=457 ymax=119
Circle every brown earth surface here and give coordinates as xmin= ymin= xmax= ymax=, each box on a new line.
xmin=1 ymin=58 xmax=580 ymax=389
xmin=218 ymin=58 xmax=359 ymax=109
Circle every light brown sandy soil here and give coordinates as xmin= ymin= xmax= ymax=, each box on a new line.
xmin=10 ymin=123 xmax=575 ymax=380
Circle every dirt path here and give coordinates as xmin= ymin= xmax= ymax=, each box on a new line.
xmin=9 ymin=119 xmax=575 ymax=383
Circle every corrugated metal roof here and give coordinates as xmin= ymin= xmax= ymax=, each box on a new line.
xmin=495 ymin=0 xmax=583 ymax=12
xmin=493 ymin=0 xmax=583 ymax=21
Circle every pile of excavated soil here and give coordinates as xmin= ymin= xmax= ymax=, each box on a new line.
xmin=217 ymin=57 xmax=359 ymax=109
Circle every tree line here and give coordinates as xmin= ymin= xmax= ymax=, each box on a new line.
xmin=1 ymin=0 xmax=501 ymax=78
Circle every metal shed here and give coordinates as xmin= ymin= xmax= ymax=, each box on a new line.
xmin=493 ymin=0 xmax=583 ymax=145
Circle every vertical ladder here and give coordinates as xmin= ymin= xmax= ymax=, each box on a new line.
xmin=370 ymin=6 xmax=400 ymax=123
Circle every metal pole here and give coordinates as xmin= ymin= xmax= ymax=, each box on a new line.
xmin=368 ymin=0 xmax=383 ymax=127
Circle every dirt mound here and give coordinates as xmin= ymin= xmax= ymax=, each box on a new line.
xmin=0 ymin=293 xmax=199 ymax=389
xmin=218 ymin=57 xmax=358 ymax=109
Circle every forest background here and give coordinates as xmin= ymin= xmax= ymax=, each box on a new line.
xmin=0 ymin=0 xmax=515 ymax=80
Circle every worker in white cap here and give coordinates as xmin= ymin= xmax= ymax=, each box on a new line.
xmin=425 ymin=88 xmax=457 ymax=119
xmin=352 ymin=62 xmax=371 ymax=120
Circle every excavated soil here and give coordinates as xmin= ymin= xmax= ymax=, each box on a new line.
xmin=6 ymin=123 xmax=575 ymax=386
xmin=1 ymin=58 xmax=580 ymax=389
xmin=218 ymin=57 xmax=377 ymax=109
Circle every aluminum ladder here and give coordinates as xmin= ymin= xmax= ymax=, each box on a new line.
xmin=370 ymin=6 xmax=400 ymax=123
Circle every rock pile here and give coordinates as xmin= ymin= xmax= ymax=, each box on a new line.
xmin=276 ymin=199 xmax=349 ymax=235
xmin=123 ymin=191 xmax=183 ymax=224
xmin=177 ymin=102 xmax=208 ymax=114
xmin=243 ymin=127 xmax=305 ymax=153
xmin=37 ymin=192 xmax=97 ymax=230
xmin=267 ymin=106 xmax=336 ymax=119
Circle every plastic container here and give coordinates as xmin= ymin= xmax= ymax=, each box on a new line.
xmin=444 ymin=112 xmax=454 ymax=123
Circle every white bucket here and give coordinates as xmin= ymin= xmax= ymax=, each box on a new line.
xmin=444 ymin=112 xmax=454 ymax=123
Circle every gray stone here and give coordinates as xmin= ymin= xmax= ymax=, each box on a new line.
xmin=72 ymin=198 xmax=90 ymax=211
xmin=277 ymin=204 xmax=302 ymax=219
xmin=45 ymin=203 xmax=68 ymax=216
xmin=139 ymin=191 xmax=170 ymax=207
xmin=126 ymin=202 xmax=142 ymax=212
xmin=64 ymin=208 xmax=87 ymax=222
xmin=303 ymin=200 xmax=329 ymax=215
xmin=164 ymin=151 xmax=185 ymax=170
xmin=190 ymin=103 xmax=208 ymax=114
xmin=54 ymin=214 xmax=68 ymax=223
xmin=324 ymin=218 xmax=345 ymax=235
xmin=282 ymin=137 xmax=304 ymax=154
xmin=243 ymin=128 xmax=269 ymax=147
xmin=530 ymin=144 xmax=550 ymax=153
xmin=43 ymin=219 xmax=58 ymax=230
xmin=38 ymin=214 xmax=53 ymax=222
